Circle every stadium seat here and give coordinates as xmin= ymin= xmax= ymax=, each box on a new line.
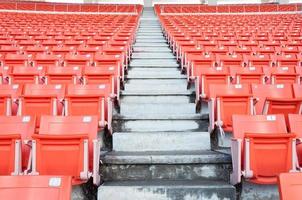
xmin=4 ymin=54 xmax=29 ymax=67
xmin=278 ymin=172 xmax=302 ymax=200
xmin=270 ymin=67 xmax=299 ymax=84
xmin=31 ymin=115 xmax=100 ymax=185
xmin=8 ymin=66 xmax=44 ymax=86
xmin=252 ymin=84 xmax=302 ymax=121
xmin=20 ymin=84 xmax=65 ymax=125
xmin=208 ymin=84 xmax=253 ymax=132
xmin=33 ymin=53 xmax=60 ymax=67
xmin=65 ymin=84 xmax=113 ymax=130
xmin=231 ymin=114 xmax=296 ymax=185
xmin=0 ymin=175 xmax=72 ymax=200
xmin=0 ymin=115 xmax=36 ymax=174
xmin=288 ymin=114 xmax=302 ymax=166
xmin=0 ymin=84 xmax=21 ymax=115
xmin=64 ymin=54 xmax=91 ymax=67
xmin=230 ymin=66 xmax=266 ymax=85
xmin=45 ymin=66 xmax=82 ymax=85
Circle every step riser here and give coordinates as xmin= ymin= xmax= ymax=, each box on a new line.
xmin=121 ymin=96 xmax=193 ymax=104
xmin=113 ymin=120 xmax=209 ymax=132
xmin=119 ymin=104 xmax=196 ymax=115
xmin=101 ymin=164 xmax=232 ymax=182
xmin=98 ymin=185 xmax=236 ymax=200
xmin=113 ymin=132 xmax=210 ymax=151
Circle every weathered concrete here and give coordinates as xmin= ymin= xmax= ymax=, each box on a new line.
xmin=98 ymin=180 xmax=236 ymax=200
xmin=113 ymin=132 xmax=210 ymax=151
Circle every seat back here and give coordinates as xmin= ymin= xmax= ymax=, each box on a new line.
xmin=65 ymin=84 xmax=110 ymax=121
xmin=46 ymin=66 xmax=82 ymax=85
xmin=21 ymin=84 xmax=66 ymax=123
xmin=0 ymin=116 xmax=36 ymax=172
xmin=0 ymin=84 xmax=22 ymax=115
xmin=252 ymin=84 xmax=296 ymax=114
xmin=278 ymin=172 xmax=302 ymax=200
xmin=0 ymin=175 xmax=72 ymax=200
xmin=209 ymin=84 xmax=252 ymax=131
xmin=64 ymin=54 xmax=91 ymax=67
xmin=34 ymin=116 xmax=98 ymax=182
xmin=232 ymin=114 xmax=294 ymax=184
xmin=271 ymin=67 xmax=299 ymax=84
xmin=293 ymin=84 xmax=302 ymax=98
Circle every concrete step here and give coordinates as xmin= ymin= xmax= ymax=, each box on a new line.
xmin=112 ymin=119 xmax=207 ymax=132
xmin=130 ymin=59 xmax=178 ymax=68
xmin=98 ymin=180 xmax=236 ymax=200
xmin=119 ymin=103 xmax=196 ymax=116
xmin=133 ymin=47 xmax=171 ymax=52
xmin=132 ymin=52 xmax=174 ymax=59
xmin=240 ymin=181 xmax=279 ymax=200
xmin=127 ymin=68 xmax=184 ymax=79
xmin=124 ymin=79 xmax=188 ymax=92
xmin=136 ymin=34 xmax=164 ymax=39
xmin=134 ymin=43 xmax=169 ymax=47
xmin=120 ymin=95 xmax=194 ymax=104
xmin=112 ymin=132 xmax=210 ymax=151
xmin=136 ymin=33 xmax=164 ymax=36
xmin=135 ymin=39 xmax=167 ymax=43
xmin=101 ymin=150 xmax=232 ymax=181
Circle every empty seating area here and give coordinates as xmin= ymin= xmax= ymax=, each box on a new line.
xmin=0 ymin=3 xmax=140 ymax=198
xmin=159 ymin=8 xmax=302 ymax=190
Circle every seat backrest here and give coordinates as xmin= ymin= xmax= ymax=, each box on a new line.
xmin=46 ymin=66 xmax=82 ymax=84
xmin=0 ymin=175 xmax=72 ymax=200
xmin=0 ymin=115 xmax=36 ymax=171
xmin=65 ymin=84 xmax=110 ymax=118
xmin=288 ymin=114 xmax=302 ymax=138
xmin=232 ymin=114 xmax=287 ymax=140
xmin=230 ymin=66 xmax=264 ymax=85
xmin=251 ymin=84 xmax=294 ymax=114
xmin=270 ymin=67 xmax=298 ymax=84
xmin=10 ymin=66 xmax=44 ymax=85
xmin=209 ymin=84 xmax=252 ymax=130
xmin=0 ymin=84 xmax=22 ymax=115
xmin=278 ymin=172 xmax=302 ymax=200
xmin=293 ymin=84 xmax=302 ymax=98
xmin=64 ymin=54 xmax=91 ymax=67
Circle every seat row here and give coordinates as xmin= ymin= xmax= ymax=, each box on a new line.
xmin=0 ymin=115 xmax=101 ymax=186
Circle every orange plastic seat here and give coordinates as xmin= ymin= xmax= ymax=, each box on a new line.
xmin=270 ymin=67 xmax=299 ymax=84
xmin=288 ymin=114 xmax=302 ymax=166
xmin=231 ymin=114 xmax=296 ymax=185
xmin=217 ymin=54 xmax=243 ymax=68
xmin=64 ymin=54 xmax=91 ymax=67
xmin=9 ymin=66 xmax=44 ymax=86
xmin=21 ymin=84 xmax=65 ymax=126
xmin=65 ymin=84 xmax=113 ymax=130
xmin=4 ymin=54 xmax=29 ymax=67
xmin=94 ymin=54 xmax=123 ymax=81
xmin=252 ymin=84 xmax=302 ymax=120
xmin=0 ymin=84 xmax=21 ymax=116
xmin=45 ymin=66 xmax=82 ymax=85
xmin=0 ymin=175 xmax=72 ymax=200
xmin=32 ymin=115 xmax=100 ymax=185
xmin=230 ymin=66 xmax=265 ymax=85
xmin=195 ymin=67 xmax=230 ymax=102
xmin=0 ymin=115 xmax=36 ymax=174
xmin=278 ymin=172 xmax=302 ymax=200
xmin=245 ymin=54 xmax=272 ymax=68
xmin=34 ymin=53 xmax=60 ymax=67
xmin=83 ymin=67 xmax=118 ymax=101
xmin=208 ymin=84 xmax=253 ymax=132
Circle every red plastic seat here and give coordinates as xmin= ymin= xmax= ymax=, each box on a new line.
xmin=278 ymin=172 xmax=302 ymax=200
xmin=245 ymin=54 xmax=272 ymax=68
xmin=188 ymin=54 xmax=216 ymax=80
xmin=9 ymin=66 xmax=44 ymax=86
xmin=34 ymin=53 xmax=60 ymax=67
xmin=0 ymin=176 xmax=72 ymax=200
xmin=32 ymin=115 xmax=100 ymax=185
xmin=65 ymin=84 xmax=113 ymax=130
xmin=252 ymin=84 xmax=302 ymax=119
xmin=208 ymin=84 xmax=253 ymax=132
xmin=0 ymin=115 xmax=36 ymax=174
xmin=270 ymin=67 xmax=299 ymax=84
xmin=64 ymin=54 xmax=91 ymax=67
xmin=195 ymin=67 xmax=230 ymax=102
xmin=288 ymin=114 xmax=302 ymax=166
xmin=4 ymin=54 xmax=29 ymax=67
xmin=21 ymin=84 xmax=65 ymax=126
xmin=275 ymin=54 xmax=300 ymax=68
xmin=0 ymin=84 xmax=22 ymax=116
xmin=217 ymin=54 xmax=243 ymax=68
xmin=45 ymin=66 xmax=82 ymax=85
xmin=231 ymin=114 xmax=296 ymax=185
xmin=94 ymin=54 xmax=123 ymax=81
xmin=83 ymin=67 xmax=118 ymax=101
xmin=230 ymin=66 xmax=266 ymax=85
xmin=293 ymin=84 xmax=302 ymax=98
xmin=51 ymin=46 xmax=74 ymax=57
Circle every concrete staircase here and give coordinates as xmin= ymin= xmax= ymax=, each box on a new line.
xmin=98 ymin=8 xmax=236 ymax=200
